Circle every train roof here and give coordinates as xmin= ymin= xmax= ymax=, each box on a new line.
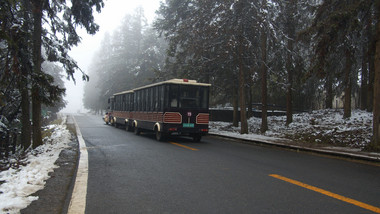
xmin=111 ymin=79 xmax=211 ymax=96
xmin=133 ymin=79 xmax=211 ymax=91
xmin=113 ymin=90 xmax=133 ymax=96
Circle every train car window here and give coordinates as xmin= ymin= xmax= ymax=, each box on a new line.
xmin=159 ymin=85 xmax=164 ymax=111
xmin=114 ymin=96 xmax=117 ymax=110
xmin=148 ymin=88 xmax=152 ymax=111
xmin=139 ymin=91 xmax=141 ymax=111
xmin=110 ymin=98 xmax=114 ymax=110
xmin=150 ymin=87 xmax=154 ymax=112
xmin=134 ymin=92 xmax=137 ymax=111
xmin=115 ymin=95 xmax=119 ymax=110
xmin=145 ymin=89 xmax=149 ymax=111
xmin=139 ymin=90 xmax=142 ymax=111
xmin=145 ymin=89 xmax=149 ymax=112
xmin=125 ymin=94 xmax=129 ymax=111
xmin=169 ymin=85 xmax=179 ymax=108
xmin=140 ymin=90 xmax=143 ymax=111
xmin=129 ymin=93 xmax=132 ymax=111
xmin=152 ymin=87 xmax=156 ymax=111
xmin=123 ymin=95 xmax=126 ymax=111
xmin=130 ymin=93 xmax=134 ymax=111
xmin=126 ymin=94 xmax=129 ymax=111
xmin=142 ymin=89 xmax=146 ymax=111
xmin=154 ymin=86 xmax=158 ymax=111
xmin=136 ymin=91 xmax=140 ymax=111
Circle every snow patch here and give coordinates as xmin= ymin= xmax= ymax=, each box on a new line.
xmin=210 ymin=109 xmax=372 ymax=149
xmin=0 ymin=116 xmax=71 ymax=214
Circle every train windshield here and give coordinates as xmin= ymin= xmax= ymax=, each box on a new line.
xmin=168 ymin=85 xmax=209 ymax=109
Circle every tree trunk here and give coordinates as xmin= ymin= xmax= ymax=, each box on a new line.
xmin=343 ymin=46 xmax=352 ymax=119
xmin=232 ymin=83 xmax=239 ymax=127
xmin=367 ymin=9 xmax=375 ymax=112
xmin=260 ymin=0 xmax=268 ymax=133
xmin=325 ymin=73 xmax=333 ymax=109
xmin=235 ymin=0 xmax=248 ymax=134
xmin=371 ymin=2 xmax=380 ymax=150
xmin=286 ymin=61 xmax=293 ymax=125
xmin=31 ymin=0 xmax=43 ymax=148
xmin=361 ymin=14 xmax=371 ymax=111
xmin=20 ymin=0 xmax=31 ymax=149
xmin=285 ymin=0 xmax=296 ymax=126
xmin=247 ymin=70 xmax=254 ymax=118
xmin=238 ymin=12 xmax=248 ymax=134
xmin=238 ymin=57 xmax=248 ymax=134
xmin=20 ymin=70 xmax=31 ymax=149
xmin=361 ymin=47 xmax=368 ymax=110
xmin=248 ymin=86 xmax=253 ymax=118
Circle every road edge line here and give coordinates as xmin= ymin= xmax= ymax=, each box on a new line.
xmin=67 ymin=116 xmax=88 ymax=214
xmin=208 ymin=133 xmax=380 ymax=163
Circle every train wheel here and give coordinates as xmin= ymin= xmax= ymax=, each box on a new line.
xmin=193 ymin=134 xmax=202 ymax=142
xmin=155 ymin=130 xmax=164 ymax=141
xmin=134 ymin=127 xmax=140 ymax=135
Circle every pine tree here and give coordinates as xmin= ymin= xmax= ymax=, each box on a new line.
xmin=31 ymin=0 xmax=44 ymax=147
xmin=308 ymin=0 xmax=373 ymax=118
xmin=20 ymin=0 xmax=32 ymax=149
xmin=29 ymin=0 xmax=104 ymax=147
xmin=285 ymin=0 xmax=297 ymax=125
xmin=260 ymin=0 xmax=268 ymax=133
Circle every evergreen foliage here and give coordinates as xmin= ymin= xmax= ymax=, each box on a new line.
xmin=0 ymin=0 xmax=104 ymax=154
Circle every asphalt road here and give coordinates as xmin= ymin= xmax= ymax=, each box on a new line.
xmin=74 ymin=114 xmax=380 ymax=214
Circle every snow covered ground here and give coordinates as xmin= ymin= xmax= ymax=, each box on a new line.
xmin=0 ymin=116 xmax=71 ymax=214
xmin=210 ymin=109 xmax=373 ymax=149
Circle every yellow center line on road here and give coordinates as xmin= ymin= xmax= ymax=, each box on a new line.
xmin=170 ymin=142 xmax=199 ymax=151
xmin=269 ymin=174 xmax=380 ymax=214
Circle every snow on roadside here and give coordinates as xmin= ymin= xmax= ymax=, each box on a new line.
xmin=0 ymin=116 xmax=71 ymax=214
xmin=210 ymin=109 xmax=373 ymax=149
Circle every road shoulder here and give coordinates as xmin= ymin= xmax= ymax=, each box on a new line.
xmin=20 ymin=123 xmax=79 ymax=214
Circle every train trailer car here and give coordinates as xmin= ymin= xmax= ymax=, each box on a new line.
xmin=110 ymin=90 xmax=134 ymax=130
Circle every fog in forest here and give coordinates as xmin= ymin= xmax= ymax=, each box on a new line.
xmin=63 ymin=0 xmax=160 ymax=113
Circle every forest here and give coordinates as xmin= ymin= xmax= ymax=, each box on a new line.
xmin=83 ymin=0 xmax=380 ymax=150
xmin=0 ymin=0 xmax=105 ymax=157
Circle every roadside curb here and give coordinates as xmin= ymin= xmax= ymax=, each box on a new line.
xmin=67 ymin=116 xmax=88 ymax=214
xmin=209 ymin=133 xmax=380 ymax=163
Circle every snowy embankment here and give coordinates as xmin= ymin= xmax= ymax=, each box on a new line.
xmin=210 ymin=109 xmax=372 ymax=149
xmin=0 ymin=115 xmax=71 ymax=214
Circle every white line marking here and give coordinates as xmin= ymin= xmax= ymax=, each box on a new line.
xmin=68 ymin=116 xmax=88 ymax=214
